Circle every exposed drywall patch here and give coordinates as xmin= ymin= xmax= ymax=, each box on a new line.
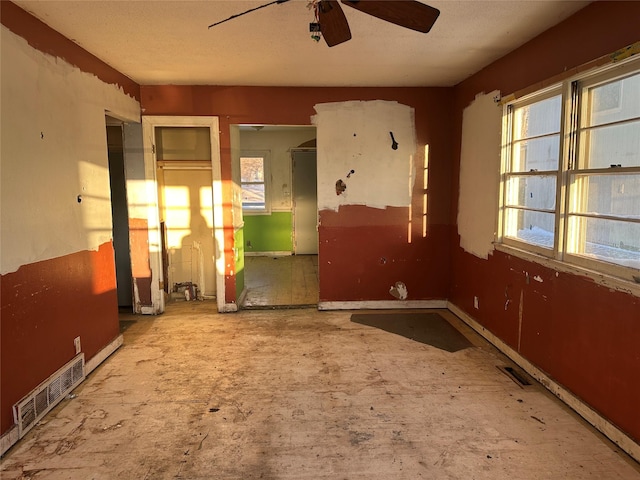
xmin=389 ymin=281 xmax=408 ymax=300
xmin=1 ymin=28 xmax=140 ymax=275
xmin=457 ymin=91 xmax=502 ymax=259
xmin=313 ymin=100 xmax=416 ymax=211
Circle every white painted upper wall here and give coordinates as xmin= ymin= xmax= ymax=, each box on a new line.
xmin=0 ymin=27 xmax=140 ymax=275
xmin=457 ymin=91 xmax=502 ymax=259
xmin=313 ymin=100 xmax=416 ymax=212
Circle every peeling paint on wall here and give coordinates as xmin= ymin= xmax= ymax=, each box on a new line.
xmin=457 ymin=91 xmax=502 ymax=260
xmin=389 ymin=281 xmax=408 ymax=300
xmin=313 ymin=100 xmax=416 ymax=212
xmin=1 ymin=28 xmax=140 ymax=275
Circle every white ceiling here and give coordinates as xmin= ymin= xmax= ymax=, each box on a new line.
xmin=13 ymin=0 xmax=590 ymax=87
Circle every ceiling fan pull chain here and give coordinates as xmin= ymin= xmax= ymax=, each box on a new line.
xmin=308 ymin=0 xmax=322 ymax=42
xmin=208 ymin=0 xmax=290 ymax=29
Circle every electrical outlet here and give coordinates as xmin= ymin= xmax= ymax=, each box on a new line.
xmin=74 ymin=336 xmax=81 ymax=354
xmin=474 ymin=296 xmax=479 ymax=309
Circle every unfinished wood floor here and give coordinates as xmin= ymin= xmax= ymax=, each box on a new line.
xmin=241 ymin=255 xmax=318 ymax=308
xmin=1 ymin=302 xmax=638 ymax=479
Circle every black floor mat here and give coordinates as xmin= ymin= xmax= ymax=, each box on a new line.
xmin=351 ymin=312 xmax=472 ymax=352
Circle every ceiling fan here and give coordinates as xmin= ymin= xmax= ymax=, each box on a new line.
xmin=208 ymin=0 xmax=440 ymax=47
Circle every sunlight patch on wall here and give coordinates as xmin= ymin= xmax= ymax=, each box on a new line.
xmin=212 ymin=179 xmax=226 ymax=279
xmin=408 ymin=153 xmax=414 ymax=243
xmin=163 ymin=186 xmax=191 ymax=248
xmin=423 ymin=144 xmax=430 ymax=238
xmin=77 ymin=160 xmax=113 ymax=252
xmin=200 ymin=186 xmax=214 ymax=229
xmin=91 ymin=245 xmax=114 ymax=295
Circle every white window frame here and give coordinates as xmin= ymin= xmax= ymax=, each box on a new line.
xmin=240 ymin=150 xmax=271 ymax=215
xmin=499 ymin=86 xmax=564 ymax=258
xmin=498 ymin=57 xmax=640 ymax=287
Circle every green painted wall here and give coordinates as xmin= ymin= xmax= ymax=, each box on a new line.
xmin=243 ymin=212 xmax=293 ymax=253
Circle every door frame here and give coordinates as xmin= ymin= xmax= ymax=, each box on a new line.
xmin=142 ymin=116 xmax=228 ymax=312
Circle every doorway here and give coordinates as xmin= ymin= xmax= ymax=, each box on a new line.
xmin=158 ymin=168 xmax=216 ymax=299
xmin=106 ymin=121 xmax=133 ymax=310
xmin=237 ymin=126 xmax=319 ymax=308
xmin=141 ymin=116 xmax=227 ymax=312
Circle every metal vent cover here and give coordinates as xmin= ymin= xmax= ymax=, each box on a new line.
xmin=13 ymin=353 xmax=85 ymax=438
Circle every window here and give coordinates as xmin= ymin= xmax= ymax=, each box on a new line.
xmin=503 ymin=92 xmax=562 ymax=252
xmin=240 ymin=152 xmax=270 ymax=212
xmin=500 ymin=59 xmax=640 ymax=281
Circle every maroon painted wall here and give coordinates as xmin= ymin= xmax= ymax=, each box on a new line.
xmin=450 ymin=1 xmax=640 ymax=442
xmin=1 ymin=243 xmax=120 ymax=433
xmin=140 ymin=86 xmax=455 ymax=304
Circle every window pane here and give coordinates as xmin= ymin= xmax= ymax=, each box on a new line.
xmin=504 ymin=208 xmax=555 ymax=249
xmin=581 ymin=120 xmax=640 ymax=168
xmin=582 ymin=72 xmax=640 ymax=168
xmin=506 ymin=175 xmax=556 ymax=210
xmin=589 ymin=72 xmax=640 ymax=126
xmin=567 ymin=216 xmax=640 ymax=269
xmin=242 ymin=184 xmax=265 ymax=209
xmin=155 ymin=127 xmax=211 ymax=161
xmin=513 ymin=95 xmax=562 ymax=139
xmin=511 ymin=135 xmax=560 ymax=172
xmin=570 ymin=173 xmax=640 ymax=218
xmin=511 ymin=94 xmax=561 ymax=172
xmin=240 ymin=157 xmax=264 ymax=182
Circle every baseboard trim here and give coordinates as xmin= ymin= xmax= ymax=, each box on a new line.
xmin=318 ymin=300 xmax=447 ymax=310
xmin=447 ymin=302 xmax=640 ymax=463
xmin=85 ymin=334 xmax=124 ymax=375
xmin=0 ymin=426 xmax=19 ymax=457
xmin=2 ymin=335 xmax=123 ymax=457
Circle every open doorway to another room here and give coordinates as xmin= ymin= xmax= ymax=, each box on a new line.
xmin=236 ymin=125 xmax=319 ymax=309
xmin=154 ymin=126 xmax=217 ymax=304
xmin=106 ymin=119 xmax=133 ymax=311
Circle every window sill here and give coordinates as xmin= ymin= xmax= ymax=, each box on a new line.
xmin=493 ymin=243 xmax=640 ymax=298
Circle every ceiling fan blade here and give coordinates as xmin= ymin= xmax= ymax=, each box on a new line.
xmin=318 ymin=1 xmax=352 ymax=47
xmin=341 ymin=0 xmax=440 ymax=33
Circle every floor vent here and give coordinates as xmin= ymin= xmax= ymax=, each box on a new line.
xmin=13 ymin=353 xmax=85 ymax=438
xmin=500 ymin=365 xmax=532 ymax=387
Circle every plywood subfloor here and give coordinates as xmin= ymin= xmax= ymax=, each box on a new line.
xmin=1 ymin=304 xmax=638 ymax=479
xmin=241 ymin=255 xmax=318 ymax=308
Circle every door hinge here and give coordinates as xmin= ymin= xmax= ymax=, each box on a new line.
xmin=152 ymin=144 xmax=156 ymax=155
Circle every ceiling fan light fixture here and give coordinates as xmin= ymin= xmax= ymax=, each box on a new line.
xmin=310 ymin=22 xmax=322 ymax=42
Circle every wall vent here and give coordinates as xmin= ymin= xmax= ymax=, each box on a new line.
xmin=13 ymin=353 xmax=85 ymax=438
